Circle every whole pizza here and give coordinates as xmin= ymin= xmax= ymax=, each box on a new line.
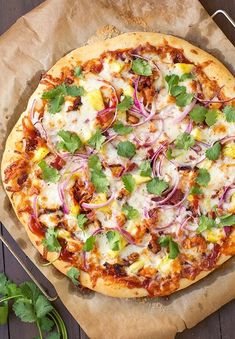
xmin=2 ymin=32 xmax=235 ymax=298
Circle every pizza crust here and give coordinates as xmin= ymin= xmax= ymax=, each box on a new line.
xmin=1 ymin=32 xmax=234 ymax=298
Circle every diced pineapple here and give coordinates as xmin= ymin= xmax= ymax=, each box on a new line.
xmin=57 ymin=229 xmax=70 ymax=239
xmin=126 ymin=220 xmax=138 ymax=236
xmin=91 ymin=193 xmax=113 ymax=213
xmin=156 ymin=256 xmax=175 ymax=275
xmin=107 ymin=250 xmax=120 ymax=259
xmin=32 ymin=146 xmax=49 ymax=162
xmin=87 ymin=90 xmax=104 ymax=111
xmin=191 ymin=127 xmax=202 ymax=141
xmin=199 ymin=158 xmax=212 ymax=170
xmin=223 ymin=143 xmax=235 ymax=158
xmin=230 ymin=193 xmax=235 ymax=209
xmin=133 ymin=174 xmax=151 ymax=185
xmin=123 ymin=85 xmax=134 ymax=97
xmin=187 ymin=194 xmax=194 ymax=202
xmin=70 ymin=204 xmax=80 ymax=216
xmin=175 ymin=63 xmax=194 ymax=73
xmin=127 ymin=260 xmax=145 ymax=275
xmin=109 ymin=60 xmax=123 ymax=73
xmin=203 ymin=228 xmax=224 ymax=243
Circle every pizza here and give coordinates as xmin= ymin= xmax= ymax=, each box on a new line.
xmin=2 ymin=32 xmax=235 ymax=298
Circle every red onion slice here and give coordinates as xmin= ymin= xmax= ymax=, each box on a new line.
xmin=82 ymin=193 xmax=115 ymax=209
xmin=134 ymin=118 xmax=164 ymax=147
xmin=32 ymin=196 xmax=38 ymax=219
xmin=155 ymin=173 xmax=180 ymax=206
xmin=220 ymin=136 xmax=235 ymax=144
xmin=195 ymin=96 xmax=235 ymax=104
xmin=157 ymin=188 xmax=189 ymax=209
xmin=29 ymin=99 xmax=37 ymax=122
xmin=173 ymin=98 xmax=197 ymax=123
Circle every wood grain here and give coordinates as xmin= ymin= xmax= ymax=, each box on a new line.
xmin=0 ymin=1 xmax=234 ymax=338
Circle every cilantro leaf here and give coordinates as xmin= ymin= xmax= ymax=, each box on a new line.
xmin=77 ymin=214 xmax=88 ymax=230
xmin=165 ymin=74 xmax=180 ymax=92
xmin=140 ymin=160 xmax=152 ymax=177
xmin=176 ymin=92 xmax=194 ymax=107
xmin=196 ymin=168 xmax=211 ymax=187
xmin=117 ymin=96 xmax=134 ymax=111
xmin=174 ymin=132 xmax=195 ymax=150
xmin=196 ymin=215 xmax=216 ymax=233
xmin=117 ymin=141 xmax=136 ymax=158
xmin=146 ymin=177 xmax=168 ymax=196
xmin=88 ymin=129 xmax=105 ymax=150
xmin=35 ymin=295 xmax=53 ymax=319
xmin=223 ymin=105 xmax=235 ymax=122
xmin=0 ymin=273 xmax=8 ymax=295
xmin=88 ymin=155 xmax=109 ymax=193
xmin=205 ymin=109 xmax=217 ymax=126
xmin=67 ymin=267 xmax=80 ymax=286
xmin=113 ymin=121 xmax=133 ymax=135
xmin=219 ymin=214 xmax=235 ymax=227
xmin=39 ymin=316 xmax=54 ymax=332
xmin=166 ymin=148 xmax=174 ymax=160
xmin=122 ymin=203 xmax=140 ymax=220
xmin=48 ymin=94 xmax=65 ymax=114
xmin=122 ymin=174 xmax=135 ymax=192
xmin=83 ymin=235 xmax=96 ymax=252
xmin=0 ymin=301 xmax=8 ymax=325
xmin=91 ymin=171 xmax=109 ymax=193
xmin=57 ymin=130 xmax=83 ymax=153
xmin=205 ymin=142 xmax=221 ymax=160
xmin=66 ymin=85 xmax=85 ymax=97
xmin=132 ymin=58 xmax=152 ymax=76
xmin=42 ymin=228 xmax=61 ymax=252
xmin=180 ymin=73 xmax=195 ymax=81
xmin=74 ymin=66 xmax=83 ymax=78
xmin=46 ymin=333 xmax=60 ymax=339
xmin=170 ymin=85 xmax=186 ymax=97
xmin=190 ymin=186 xmax=203 ymax=195
xmin=106 ymin=231 xmax=122 ymax=251
xmin=38 ymin=160 xmax=60 ymax=183
xmin=42 ymin=84 xmax=67 ymax=100
xmin=88 ymin=154 xmax=102 ymax=172
xmin=13 ymin=299 xmax=36 ymax=323
xmin=189 ymin=105 xmax=207 ymax=123
xmin=158 ymin=236 xmax=180 ymax=259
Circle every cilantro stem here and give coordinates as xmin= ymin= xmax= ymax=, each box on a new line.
xmin=51 ymin=308 xmax=68 ymax=339
xmin=0 ymin=295 xmax=23 ymax=303
xmin=36 ymin=319 xmax=43 ymax=339
xmin=48 ymin=311 xmax=60 ymax=334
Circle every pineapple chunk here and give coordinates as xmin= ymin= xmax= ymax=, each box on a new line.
xmin=156 ymin=256 xmax=175 ymax=275
xmin=91 ymin=193 xmax=113 ymax=213
xmin=230 ymin=193 xmax=235 ymax=209
xmin=126 ymin=220 xmax=138 ymax=236
xmin=123 ymin=85 xmax=134 ymax=97
xmin=107 ymin=250 xmax=119 ymax=259
xmin=187 ymin=194 xmax=194 ymax=202
xmin=199 ymin=158 xmax=212 ymax=170
xmin=32 ymin=146 xmax=49 ymax=162
xmin=70 ymin=204 xmax=80 ymax=216
xmin=175 ymin=63 xmax=194 ymax=73
xmin=223 ymin=143 xmax=235 ymax=158
xmin=127 ymin=260 xmax=145 ymax=275
xmin=109 ymin=60 xmax=123 ymax=73
xmin=87 ymin=90 xmax=104 ymax=111
xmin=191 ymin=127 xmax=202 ymax=141
xmin=57 ymin=229 xmax=70 ymax=239
xmin=203 ymin=228 xmax=224 ymax=243
xmin=133 ymin=174 xmax=151 ymax=185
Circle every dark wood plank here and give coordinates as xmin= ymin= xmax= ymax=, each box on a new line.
xmin=220 ymin=300 xmax=235 ymax=339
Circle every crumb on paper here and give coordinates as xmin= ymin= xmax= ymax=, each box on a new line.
xmin=87 ymin=25 xmax=121 ymax=44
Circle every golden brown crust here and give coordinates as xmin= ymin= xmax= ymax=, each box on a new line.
xmin=1 ymin=32 xmax=234 ymax=298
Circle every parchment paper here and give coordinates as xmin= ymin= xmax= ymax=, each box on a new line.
xmin=0 ymin=1 xmax=235 ymax=338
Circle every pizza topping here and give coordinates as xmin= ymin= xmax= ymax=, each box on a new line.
xmin=57 ymin=130 xmax=83 ymax=153
xmin=146 ymin=177 xmax=169 ymax=196
xmin=38 ymin=160 xmax=60 ymax=183
xmin=67 ymin=267 xmax=80 ymax=285
xmin=205 ymin=142 xmax=221 ymax=160
xmin=174 ymin=132 xmax=195 ymax=150
xmin=117 ymin=141 xmax=136 ymax=158
xmin=88 ymin=129 xmax=105 ymax=150
xmin=195 ymin=168 xmax=210 ymax=187
xmin=158 ymin=236 xmax=180 ymax=259
xmin=42 ymin=228 xmax=61 ymax=252
xmin=223 ymin=105 xmax=235 ymax=122
xmin=131 ymin=58 xmax=152 ymax=76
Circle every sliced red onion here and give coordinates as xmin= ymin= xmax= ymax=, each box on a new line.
xmin=82 ymin=193 xmax=115 ymax=210
xmin=151 ymin=142 xmax=168 ymax=176
xmin=218 ymin=185 xmax=235 ymax=208
xmin=179 ymin=216 xmax=192 ymax=232
xmin=32 ymin=196 xmax=38 ymax=219
xmin=58 ymin=181 xmax=69 ymax=214
xmin=82 ymin=251 xmax=88 ymax=270
xmin=173 ymin=98 xmax=197 ymax=123
xmin=195 ymin=96 xmax=235 ymax=104
xmin=132 ymin=77 xmax=149 ymax=117
xmin=92 ymin=228 xmax=103 ymax=236
xmin=112 ymin=227 xmax=143 ymax=246
xmin=156 ymin=154 xmax=164 ymax=177
xmin=102 ymin=134 xmax=118 ymax=146
xmin=152 ymin=221 xmax=176 ymax=232
xmin=185 ymin=119 xmax=193 ymax=133
xmin=29 ymin=99 xmax=37 ymax=122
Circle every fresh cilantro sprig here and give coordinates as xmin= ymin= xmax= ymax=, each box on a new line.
xmin=165 ymin=74 xmax=194 ymax=107
xmin=42 ymin=83 xmax=85 ymax=114
xmin=57 ymin=130 xmax=83 ymax=153
xmin=190 ymin=186 xmax=203 ymax=195
xmin=122 ymin=203 xmax=140 ymax=220
xmin=205 ymin=142 xmax=221 ymax=160
xmin=113 ymin=121 xmax=133 ymax=135
xmin=77 ymin=214 xmax=88 ymax=230
xmin=106 ymin=231 xmax=122 ymax=251
xmin=83 ymin=235 xmax=96 ymax=252
xmin=146 ymin=177 xmax=168 ymax=196
xmin=42 ymin=228 xmax=61 ymax=253
xmin=139 ymin=161 xmax=152 ymax=177
xmin=174 ymin=132 xmax=195 ymax=150
xmin=117 ymin=141 xmax=136 ymax=158
xmin=218 ymin=214 xmax=235 ymax=227
xmin=88 ymin=155 xmax=109 ymax=193
xmin=190 ymin=105 xmax=218 ymax=126
xmin=196 ymin=215 xmax=216 ymax=233
xmin=223 ymin=105 xmax=235 ymax=122
xmin=67 ymin=267 xmax=80 ymax=286
xmin=38 ymin=160 xmax=60 ymax=183
xmin=88 ymin=129 xmax=105 ymax=150
xmin=122 ymin=174 xmax=135 ymax=193
xmin=158 ymin=236 xmax=180 ymax=259
xmin=196 ymin=168 xmax=211 ymax=187
xmin=0 ymin=274 xmax=67 ymax=338
xmin=117 ymin=96 xmax=134 ymax=111
xmin=132 ymin=59 xmax=152 ymax=76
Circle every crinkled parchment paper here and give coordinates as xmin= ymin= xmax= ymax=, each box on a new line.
xmin=0 ymin=0 xmax=234 ymax=338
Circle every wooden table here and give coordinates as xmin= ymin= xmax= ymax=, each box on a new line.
xmin=0 ymin=1 xmax=234 ymax=338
